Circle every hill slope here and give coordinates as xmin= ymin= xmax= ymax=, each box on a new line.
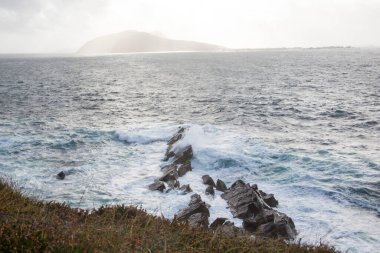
xmin=77 ymin=31 xmax=224 ymax=54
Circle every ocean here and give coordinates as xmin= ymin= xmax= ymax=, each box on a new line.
xmin=0 ymin=49 xmax=379 ymax=252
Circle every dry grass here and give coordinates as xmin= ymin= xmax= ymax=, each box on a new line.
xmin=0 ymin=179 xmax=338 ymax=253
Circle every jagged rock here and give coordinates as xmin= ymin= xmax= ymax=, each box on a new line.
xmin=56 ymin=171 xmax=65 ymax=180
xmin=173 ymin=145 xmax=193 ymax=164
xmin=174 ymin=194 xmax=210 ymax=228
xmin=202 ymin=175 xmax=215 ymax=187
xmin=159 ymin=165 xmax=178 ymax=182
xmin=256 ymin=210 xmax=296 ymax=239
xmin=259 ymin=190 xmax=279 ymax=207
xmin=167 ymin=180 xmax=180 ymax=189
xmin=221 ymin=180 xmax=268 ymax=219
xmin=230 ymin=179 xmax=245 ymax=189
xmin=167 ymin=127 xmax=185 ymax=145
xmin=210 ymin=218 xmax=228 ymax=230
xmin=243 ymin=209 xmax=277 ymax=232
xmin=179 ymin=184 xmax=192 ymax=194
xmin=216 ymin=179 xmax=227 ymax=192
xmin=178 ymin=161 xmax=192 ymax=177
xmin=163 ymin=150 xmax=175 ymax=161
xmin=218 ymin=221 xmax=242 ymax=237
xmin=149 ymin=181 xmax=166 ymax=192
xmin=164 ymin=127 xmax=186 ymax=161
xmin=188 ymin=212 xmax=209 ymax=227
xmin=205 ymin=185 xmax=215 ymax=196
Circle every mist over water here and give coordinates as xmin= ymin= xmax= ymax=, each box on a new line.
xmin=0 ymin=49 xmax=379 ymax=252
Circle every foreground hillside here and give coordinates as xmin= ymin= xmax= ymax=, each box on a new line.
xmin=0 ymin=180 xmax=337 ymax=253
xmin=77 ymin=30 xmax=223 ymax=54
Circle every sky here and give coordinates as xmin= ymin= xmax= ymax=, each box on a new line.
xmin=0 ymin=0 xmax=380 ymax=53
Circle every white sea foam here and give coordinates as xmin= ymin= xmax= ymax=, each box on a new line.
xmin=3 ymin=123 xmax=380 ymax=253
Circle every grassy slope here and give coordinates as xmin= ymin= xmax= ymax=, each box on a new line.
xmin=0 ymin=180 xmax=338 ymax=253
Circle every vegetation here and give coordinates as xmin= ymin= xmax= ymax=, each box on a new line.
xmin=0 ymin=179 xmax=338 ymax=253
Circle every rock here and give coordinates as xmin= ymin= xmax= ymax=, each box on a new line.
xmin=167 ymin=180 xmax=180 ymax=189
xmin=174 ymin=194 xmax=210 ymax=228
xmin=202 ymin=175 xmax=215 ymax=187
xmin=230 ymin=179 xmax=245 ymax=189
xmin=178 ymin=161 xmax=192 ymax=177
xmin=149 ymin=181 xmax=166 ymax=192
xmin=257 ymin=211 xmax=296 ymax=239
xmin=173 ymin=145 xmax=193 ymax=164
xmin=243 ymin=210 xmax=296 ymax=240
xmin=179 ymin=184 xmax=192 ymax=194
xmin=167 ymin=127 xmax=185 ymax=145
xmin=216 ymin=179 xmax=227 ymax=192
xmin=159 ymin=165 xmax=178 ymax=182
xmin=221 ymin=180 xmax=268 ymax=219
xmin=163 ymin=150 xmax=175 ymax=161
xmin=188 ymin=212 xmax=209 ymax=227
xmin=215 ymin=221 xmax=242 ymax=237
xmin=243 ymin=209 xmax=276 ymax=232
xmin=56 ymin=171 xmax=65 ymax=180
xmin=205 ymin=185 xmax=215 ymax=196
xmin=210 ymin=217 xmax=228 ymax=230
xmin=259 ymin=190 xmax=279 ymax=207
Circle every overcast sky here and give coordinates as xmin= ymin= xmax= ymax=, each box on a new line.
xmin=1 ymin=0 xmax=380 ymax=53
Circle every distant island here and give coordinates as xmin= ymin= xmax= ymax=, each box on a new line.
xmin=77 ymin=30 xmax=225 ymax=54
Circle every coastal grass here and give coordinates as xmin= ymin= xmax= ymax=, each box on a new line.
xmin=0 ymin=179 xmax=338 ymax=253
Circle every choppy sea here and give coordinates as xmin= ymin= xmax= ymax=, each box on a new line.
xmin=0 ymin=49 xmax=379 ymax=252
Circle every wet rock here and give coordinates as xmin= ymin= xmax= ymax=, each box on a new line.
xmin=163 ymin=150 xmax=175 ymax=161
xmin=179 ymin=184 xmax=192 ymax=194
xmin=159 ymin=165 xmax=178 ymax=182
xmin=218 ymin=221 xmax=242 ymax=237
xmin=216 ymin=179 xmax=227 ymax=192
xmin=178 ymin=161 xmax=192 ymax=177
xmin=202 ymin=175 xmax=215 ymax=187
xmin=188 ymin=212 xmax=209 ymax=227
xmin=243 ymin=209 xmax=276 ymax=232
xmin=221 ymin=180 xmax=268 ymax=219
xmin=173 ymin=145 xmax=193 ymax=164
xmin=257 ymin=211 xmax=296 ymax=239
xmin=167 ymin=127 xmax=185 ymax=145
xmin=230 ymin=179 xmax=245 ymax=189
xmin=149 ymin=181 xmax=166 ymax=192
xmin=56 ymin=171 xmax=66 ymax=180
xmin=209 ymin=217 xmax=228 ymax=230
xmin=167 ymin=180 xmax=180 ymax=189
xmin=259 ymin=190 xmax=279 ymax=207
xmin=243 ymin=209 xmax=296 ymax=240
xmin=205 ymin=185 xmax=215 ymax=196
xmin=174 ymin=194 xmax=210 ymax=228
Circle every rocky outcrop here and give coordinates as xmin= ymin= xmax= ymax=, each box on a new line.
xmin=174 ymin=194 xmax=210 ymax=228
xmin=148 ymin=126 xmax=296 ymax=240
xmin=221 ymin=181 xmax=268 ymax=219
xmin=149 ymin=127 xmax=193 ymax=193
xmin=222 ymin=180 xmax=296 ymax=239
xmin=243 ymin=209 xmax=296 ymax=239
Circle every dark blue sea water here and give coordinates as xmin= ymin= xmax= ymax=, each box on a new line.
xmin=0 ymin=49 xmax=379 ymax=252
